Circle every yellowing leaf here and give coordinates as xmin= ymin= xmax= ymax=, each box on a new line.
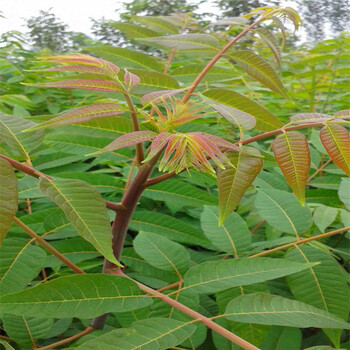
xmin=320 ymin=123 xmax=350 ymax=176
xmin=218 ymin=148 xmax=263 ymax=225
xmin=272 ymin=132 xmax=311 ymax=205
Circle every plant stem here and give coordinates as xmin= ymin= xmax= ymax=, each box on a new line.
xmin=118 ymin=271 xmax=259 ymax=350
xmin=13 ymin=217 xmax=85 ymax=274
xmin=181 ymin=16 xmax=264 ymax=103
xmin=250 ymin=226 xmax=350 ymax=258
xmin=307 ymin=158 xmax=332 ymax=182
xmin=36 ymin=327 xmax=93 ymax=350
xmin=123 ymin=92 xmax=144 ymax=165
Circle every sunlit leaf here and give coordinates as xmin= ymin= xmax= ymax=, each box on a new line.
xmin=290 ymin=113 xmax=332 ymax=124
xmin=218 ymin=148 xmax=263 ymax=225
xmin=272 ymin=132 xmax=311 ymax=205
xmin=320 ymin=123 xmax=350 ymax=176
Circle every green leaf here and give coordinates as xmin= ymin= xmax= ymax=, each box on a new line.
xmin=0 ymin=113 xmax=44 ymax=158
xmin=255 ymin=188 xmax=312 ymax=237
xmin=224 ymin=292 xmax=350 ymax=329
xmin=255 ymin=28 xmax=282 ymax=66
xmin=0 ymin=238 xmax=46 ymax=294
xmin=128 ymin=69 xmax=180 ymax=93
xmin=0 ymin=339 xmax=15 ymax=350
xmin=181 ymin=257 xmax=315 ymax=294
xmin=229 ymin=50 xmax=286 ymax=96
xmin=201 ymin=206 xmax=251 ymax=256
xmin=139 ymin=34 xmax=219 ymax=50
xmin=134 ymin=232 xmax=190 ymax=273
xmin=39 ymin=177 xmax=121 ymax=266
xmin=272 ymin=132 xmax=311 ymax=205
xmin=0 ymin=274 xmax=152 ymax=318
xmin=75 ymin=318 xmax=196 ymax=350
xmin=87 ymin=46 xmax=165 ymax=72
xmin=130 ymin=211 xmax=209 ymax=246
xmin=0 ymin=158 xmax=17 ymax=244
xmin=339 ymin=178 xmax=350 ymax=209
xmin=203 ymin=89 xmax=283 ymax=131
xmin=111 ymin=22 xmax=161 ymax=39
xmin=143 ymin=179 xmax=217 ymax=208
xmin=313 ymin=205 xmax=338 ymax=232
xmin=260 ymin=326 xmax=302 ymax=350
xmin=132 ymin=16 xmax=179 ymax=33
xmin=286 ymin=246 xmax=349 ymax=347
xmin=2 ymin=315 xmax=53 ymax=345
xmin=217 ymin=148 xmax=263 ymax=225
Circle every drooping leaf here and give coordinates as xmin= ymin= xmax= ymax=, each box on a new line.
xmin=260 ymin=326 xmax=302 ymax=350
xmin=39 ymin=177 xmax=121 ymax=266
xmin=2 ymin=315 xmax=53 ymax=346
xmin=141 ymin=88 xmax=185 ymax=105
xmin=217 ymin=148 xmax=263 ymax=225
xmin=272 ymin=132 xmax=311 ymax=205
xmin=23 ymin=103 xmax=126 ymax=131
xmin=320 ymin=123 xmax=350 ymax=176
xmin=290 ymin=113 xmax=332 ymax=124
xmin=286 ymin=246 xmax=349 ymax=347
xmin=181 ymin=257 xmax=314 ymax=294
xmin=313 ymin=205 xmax=338 ymax=232
xmin=86 ymin=46 xmax=165 ymax=72
xmin=75 ymin=318 xmax=196 ymax=350
xmin=25 ymin=79 xmax=123 ymax=92
xmin=0 ymin=113 xmax=44 ymax=157
xmin=203 ymin=89 xmax=283 ymax=131
xmin=87 ymin=130 xmax=156 ymax=156
xmin=201 ymin=206 xmax=251 ymax=256
xmin=255 ymin=28 xmax=282 ymax=66
xmin=204 ymin=98 xmax=256 ymax=130
xmin=255 ymin=188 xmax=312 ymax=236
xmin=134 ymin=232 xmax=190 ymax=273
xmin=0 ymin=274 xmax=152 ymax=319
xmin=139 ymin=34 xmax=219 ymax=50
xmin=0 ymin=158 xmax=17 ymax=244
xmin=225 ymin=293 xmax=350 ymax=329
xmin=229 ymin=50 xmax=286 ymax=96
xmin=0 ymin=238 xmax=46 ymax=294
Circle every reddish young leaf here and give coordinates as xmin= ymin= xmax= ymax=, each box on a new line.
xmin=290 ymin=113 xmax=332 ymax=124
xmin=140 ymin=89 xmax=185 ymax=105
xmin=87 ymin=130 xmax=157 ymax=156
xmin=124 ymin=70 xmax=141 ymax=88
xmin=25 ymin=79 xmax=123 ymax=92
xmin=217 ymin=148 xmax=263 ymax=225
xmin=23 ymin=103 xmax=126 ymax=131
xmin=35 ymin=65 xmax=116 ymax=76
xmin=272 ymin=132 xmax=311 ymax=205
xmin=320 ymin=123 xmax=350 ymax=176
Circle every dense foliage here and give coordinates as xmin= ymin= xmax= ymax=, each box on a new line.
xmin=0 ymin=6 xmax=349 ymax=350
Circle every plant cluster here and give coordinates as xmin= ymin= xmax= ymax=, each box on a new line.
xmin=0 ymin=6 xmax=349 ymax=350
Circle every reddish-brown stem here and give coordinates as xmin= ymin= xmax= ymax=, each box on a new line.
xmin=307 ymin=158 xmax=332 ymax=182
xmin=0 ymin=154 xmax=125 ymax=213
xmin=123 ymin=92 xmax=144 ymax=165
xmin=156 ymin=280 xmax=184 ymax=293
xmin=250 ymin=219 xmax=265 ymax=235
xmin=13 ymin=217 xmax=85 ymax=274
xmin=36 ymin=327 xmax=93 ymax=350
xmin=181 ymin=16 xmax=264 ymax=103
xmin=117 ymin=270 xmax=259 ymax=350
xmin=250 ymin=226 xmax=350 ymax=258
xmin=164 ymin=49 xmax=176 ymax=74
xmin=0 ymin=334 xmax=12 ymax=341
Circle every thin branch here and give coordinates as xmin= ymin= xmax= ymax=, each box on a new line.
xmin=181 ymin=16 xmax=265 ymax=103
xmin=307 ymin=158 xmax=332 ymax=183
xmin=13 ymin=217 xmax=85 ymax=274
xmin=250 ymin=226 xmax=350 ymax=258
xmin=0 ymin=335 xmax=12 ymax=341
xmin=36 ymin=327 xmax=94 ymax=350
xmin=1 ymin=154 xmax=125 ymax=213
xmin=117 ymin=271 xmax=259 ymax=350
xmin=123 ymin=92 xmax=144 ymax=165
